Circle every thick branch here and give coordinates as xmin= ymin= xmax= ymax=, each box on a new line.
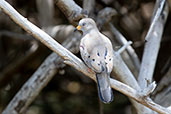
xmin=138 ymin=0 xmax=169 ymax=89
xmin=36 ymin=0 xmax=54 ymax=27
xmin=56 ymin=0 xmax=86 ymax=25
xmin=0 ymin=0 xmax=170 ymax=114
xmin=97 ymin=7 xmax=117 ymax=29
xmin=138 ymin=1 xmax=169 ymax=113
xmin=83 ymin=0 xmax=95 ymax=17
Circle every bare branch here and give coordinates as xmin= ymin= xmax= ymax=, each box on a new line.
xmin=56 ymin=0 xmax=87 ymax=25
xmin=36 ymin=0 xmax=54 ymax=27
xmin=116 ymin=41 xmax=132 ymax=55
xmin=111 ymin=53 xmax=152 ymax=114
xmin=83 ymin=0 xmax=95 ymax=17
xmin=138 ymin=0 xmax=169 ymax=89
xmin=110 ymin=79 xmax=170 ymax=114
xmin=141 ymin=81 xmax=157 ymax=96
xmin=137 ymin=1 xmax=169 ymax=113
xmin=44 ymin=25 xmax=76 ymax=43
xmin=109 ymin=23 xmax=140 ymax=72
xmin=97 ymin=7 xmax=117 ymax=29
xmin=145 ymin=0 xmax=166 ymax=41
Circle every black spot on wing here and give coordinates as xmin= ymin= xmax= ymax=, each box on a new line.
xmin=104 ymin=47 xmax=107 ymax=59
xmin=97 ymin=51 xmax=100 ymax=56
xmin=92 ymin=59 xmax=95 ymax=61
xmin=101 ymin=66 xmax=105 ymax=71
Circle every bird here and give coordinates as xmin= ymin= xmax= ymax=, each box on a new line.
xmin=75 ymin=18 xmax=114 ymax=103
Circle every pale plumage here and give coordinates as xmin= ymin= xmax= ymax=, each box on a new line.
xmin=76 ymin=18 xmax=114 ymax=103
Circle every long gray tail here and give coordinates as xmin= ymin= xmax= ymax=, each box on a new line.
xmin=96 ymin=73 xmax=113 ymax=103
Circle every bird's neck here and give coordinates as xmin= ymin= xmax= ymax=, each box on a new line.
xmin=83 ymin=28 xmax=99 ymax=36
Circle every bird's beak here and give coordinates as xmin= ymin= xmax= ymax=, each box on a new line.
xmin=76 ymin=25 xmax=81 ymax=30
xmin=74 ymin=25 xmax=81 ymax=32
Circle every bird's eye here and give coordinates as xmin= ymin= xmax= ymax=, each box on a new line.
xmin=82 ymin=23 xmax=86 ymax=26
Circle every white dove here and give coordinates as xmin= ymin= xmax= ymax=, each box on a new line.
xmin=75 ymin=18 xmax=114 ymax=103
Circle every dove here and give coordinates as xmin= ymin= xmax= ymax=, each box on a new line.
xmin=75 ymin=18 xmax=114 ymax=103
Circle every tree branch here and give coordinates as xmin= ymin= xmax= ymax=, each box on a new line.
xmin=109 ymin=23 xmax=140 ymax=72
xmin=97 ymin=7 xmax=117 ymax=29
xmin=83 ymin=0 xmax=95 ymax=17
xmin=138 ymin=0 xmax=169 ymax=90
xmin=137 ymin=1 xmax=169 ymax=113
xmin=55 ymin=0 xmax=87 ymax=25
xmin=36 ymin=0 xmax=54 ymax=27
xmin=0 ymin=0 xmax=170 ymax=114
xmin=116 ymin=41 xmax=132 ymax=55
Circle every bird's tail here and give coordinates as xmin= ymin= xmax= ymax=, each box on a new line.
xmin=96 ymin=72 xmax=113 ymax=104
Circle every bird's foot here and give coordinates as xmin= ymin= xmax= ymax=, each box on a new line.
xmin=88 ymin=68 xmax=93 ymax=73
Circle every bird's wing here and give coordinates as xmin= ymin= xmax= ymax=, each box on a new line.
xmin=100 ymin=33 xmax=114 ymax=73
xmin=80 ymin=32 xmax=114 ymax=73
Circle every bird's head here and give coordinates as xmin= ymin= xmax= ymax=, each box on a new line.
xmin=75 ymin=18 xmax=98 ymax=33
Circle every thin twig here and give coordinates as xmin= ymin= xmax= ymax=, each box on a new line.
xmin=109 ymin=23 xmax=140 ymax=71
xmin=116 ymin=41 xmax=132 ymax=55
